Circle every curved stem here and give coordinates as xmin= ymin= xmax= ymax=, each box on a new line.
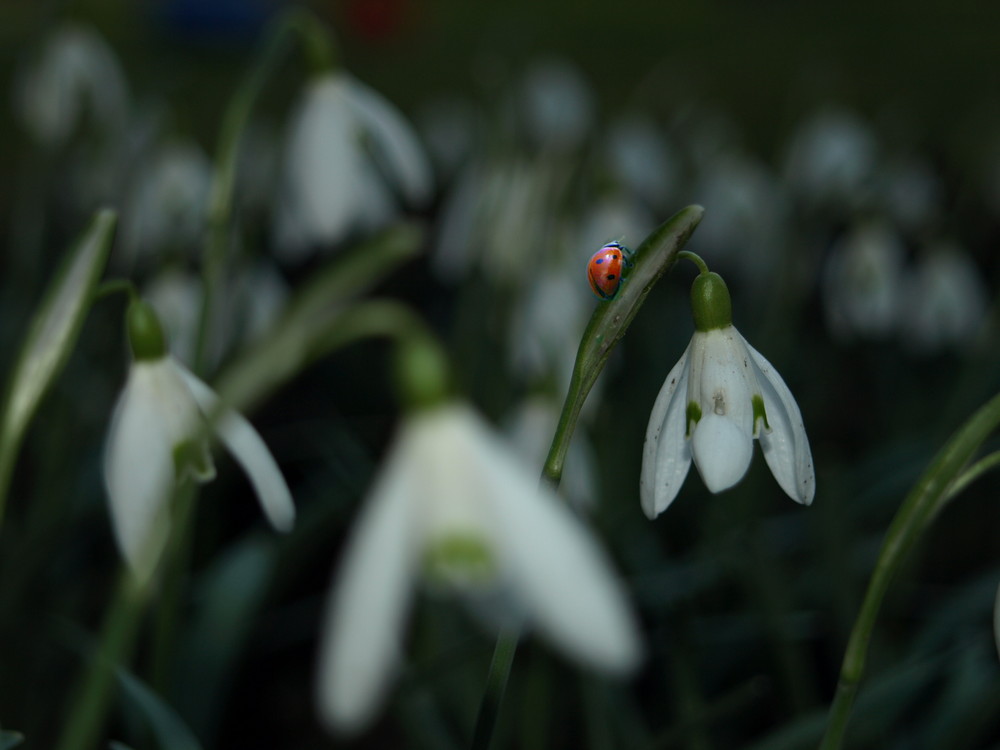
xmin=91 ymin=278 xmax=138 ymax=304
xmin=194 ymin=9 xmax=337 ymax=374
xmin=819 ymin=391 xmax=1000 ymax=750
xmin=676 ymin=250 xmax=710 ymax=275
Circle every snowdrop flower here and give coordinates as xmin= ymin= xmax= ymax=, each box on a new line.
xmin=641 ymin=263 xmax=815 ymax=518
xmin=15 ymin=24 xmax=129 ymax=148
xmin=317 ymin=402 xmax=641 ymax=732
xmin=518 ymin=58 xmax=594 ymax=151
xmin=120 ymin=140 xmax=213 ymax=264
xmin=605 ymin=115 xmax=678 ymax=209
xmin=900 ymin=243 xmax=988 ymax=354
xmin=822 ymin=219 xmax=906 ymax=341
xmin=274 ymin=72 xmax=432 ymax=261
xmin=783 ymin=109 xmax=877 ymax=211
xmin=104 ymin=300 xmax=294 ymax=582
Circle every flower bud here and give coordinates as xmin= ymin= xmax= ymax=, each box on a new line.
xmin=690 ymin=271 xmax=733 ymax=332
xmin=393 ymin=334 xmax=451 ymax=410
xmin=126 ymin=299 xmax=167 ymax=361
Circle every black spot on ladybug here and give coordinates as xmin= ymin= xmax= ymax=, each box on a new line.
xmin=594 ymin=258 xmax=604 ymax=264
xmin=607 ymin=274 xmax=616 ymax=280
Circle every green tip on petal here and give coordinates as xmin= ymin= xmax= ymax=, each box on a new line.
xmin=686 ymin=401 xmax=702 ymax=437
xmin=393 ymin=334 xmax=451 ymax=411
xmin=126 ymin=300 xmax=167 ymax=361
xmin=424 ymin=534 xmax=494 ymax=586
xmin=752 ymin=393 xmax=770 ymax=436
xmin=690 ymin=272 xmax=733 ymax=331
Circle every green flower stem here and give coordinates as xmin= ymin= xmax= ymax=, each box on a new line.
xmin=148 ymin=483 xmax=198 ymax=694
xmin=470 ymin=206 xmax=704 ymax=750
xmin=941 ymin=449 xmax=1000 ymax=504
xmin=470 ymin=627 xmax=519 ymax=750
xmin=54 ymin=572 xmax=147 ymax=750
xmin=91 ymin=279 xmax=138 ymax=304
xmin=819 ymin=390 xmax=1000 ymax=750
xmin=676 ymin=250 xmax=710 ymax=275
xmin=542 ymin=204 xmax=704 ymax=484
xmin=194 ymin=8 xmax=337 ymax=375
xmin=56 ymin=482 xmax=197 ymax=750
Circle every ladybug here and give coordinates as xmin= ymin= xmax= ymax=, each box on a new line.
xmin=587 ymin=241 xmax=632 ymax=300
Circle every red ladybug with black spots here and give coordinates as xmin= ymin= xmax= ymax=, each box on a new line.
xmin=587 ymin=241 xmax=632 ymax=300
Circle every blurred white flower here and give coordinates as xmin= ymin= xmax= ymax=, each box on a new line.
xmin=105 ymin=304 xmax=294 ymax=583
xmin=317 ymin=403 xmax=641 ymax=732
xmin=690 ymin=152 xmax=790 ymax=288
xmin=822 ymin=220 xmax=906 ymax=340
xmin=275 ymin=73 xmax=432 ymax=260
xmin=783 ymin=109 xmax=877 ymax=211
xmin=519 ymin=58 xmax=594 ymax=151
xmin=121 ymin=141 xmax=213 ymax=264
xmin=880 ymin=157 xmax=941 ymax=233
xmin=605 ymin=116 xmax=677 ymax=208
xmin=641 ymin=274 xmax=814 ymax=518
xmin=15 ymin=24 xmax=129 ymax=147
xmin=900 ymin=244 xmax=987 ymax=354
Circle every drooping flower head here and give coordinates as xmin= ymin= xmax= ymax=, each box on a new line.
xmin=640 ymin=260 xmax=815 ymax=518
xmin=317 ymin=335 xmax=641 ymax=733
xmin=104 ymin=299 xmax=295 ymax=582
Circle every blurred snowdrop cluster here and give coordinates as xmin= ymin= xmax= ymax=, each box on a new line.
xmin=823 ymin=220 xmax=988 ymax=354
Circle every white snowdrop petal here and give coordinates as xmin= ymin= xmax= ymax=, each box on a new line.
xmin=104 ymin=367 xmax=174 ymax=582
xmin=692 ymin=329 xmax=756 ymax=437
xmin=317 ymin=442 xmax=420 ymax=732
xmin=746 ymin=341 xmax=815 ymax=504
xmin=461 ymin=409 xmax=641 ymax=674
xmin=691 ymin=413 xmax=753 ymax=493
xmin=176 ymin=365 xmax=295 ymax=531
xmin=345 ymin=76 xmax=433 ymax=204
xmin=285 ymin=77 xmax=360 ymax=245
xmin=640 ymin=345 xmax=693 ymax=519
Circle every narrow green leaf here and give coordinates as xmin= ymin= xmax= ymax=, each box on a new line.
xmin=115 ymin=669 xmax=203 ymax=750
xmin=0 ymin=208 xmax=117 ymax=521
xmin=542 ymin=205 xmax=704 ymax=484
